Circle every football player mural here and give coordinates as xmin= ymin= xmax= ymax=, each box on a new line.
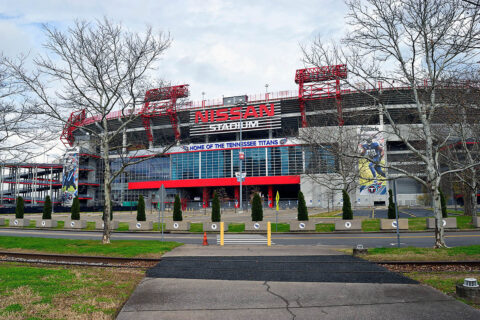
xmin=61 ymin=152 xmax=79 ymax=205
xmin=358 ymin=127 xmax=387 ymax=195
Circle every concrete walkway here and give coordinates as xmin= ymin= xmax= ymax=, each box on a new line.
xmin=117 ymin=245 xmax=480 ymax=320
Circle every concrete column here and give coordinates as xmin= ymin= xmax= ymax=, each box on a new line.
xmin=234 ymin=186 xmax=240 ymax=208
xmin=268 ymin=185 xmax=273 ymax=208
xmin=203 ymin=187 xmax=209 ymax=208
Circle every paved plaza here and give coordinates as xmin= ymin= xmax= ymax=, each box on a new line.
xmin=117 ymin=245 xmax=480 ymax=320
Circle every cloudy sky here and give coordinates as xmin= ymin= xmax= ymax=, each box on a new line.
xmin=0 ymin=0 xmax=347 ymax=102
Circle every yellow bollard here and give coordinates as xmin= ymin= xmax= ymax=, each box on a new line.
xmin=220 ymin=222 xmax=224 ymax=246
xmin=267 ymin=222 xmax=271 ymax=246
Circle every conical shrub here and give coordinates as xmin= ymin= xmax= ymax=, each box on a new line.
xmin=297 ymin=190 xmax=308 ymax=221
xmin=251 ymin=193 xmax=263 ymax=221
xmin=211 ymin=192 xmax=220 ymax=222
xmin=388 ymin=189 xmax=396 ymax=219
xmin=137 ymin=195 xmax=146 ymax=221
xmin=15 ymin=196 xmax=24 ymax=219
xmin=342 ymin=189 xmax=353 ymax=220
xmin=173 ymin=194 xmax=183 ymax=221
xmin=71 ymin=196 xmax=80 ymax=220
xmin=42 ymin=196 xmax=52 ymax=220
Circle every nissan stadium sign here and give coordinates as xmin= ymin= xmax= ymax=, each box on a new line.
xmin=189 ymin=102 xmax=281 ymax=136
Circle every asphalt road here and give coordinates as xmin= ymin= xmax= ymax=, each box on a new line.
xmin=1 ymin=228 xmax=479 ymax=248
xmin=146 ymin=255 xmax=416 ymax=283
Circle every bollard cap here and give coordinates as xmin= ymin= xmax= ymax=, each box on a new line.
xmin=464 ymin=278 xmax=479 ymax=288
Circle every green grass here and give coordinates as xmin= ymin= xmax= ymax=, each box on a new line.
xmin=228 ymin=223 xmax=245 ymax=232
xmin=85 ymin=221 xmax=96 ymax=230
xmin=447 ymin=209 xmax=465 ymax=215
xmin=271 ymin=223 xmax=290 ymax=232
xmin=54 ymin=220 xmax=64 ymax=229
xmin=116 ymin=222 xmax=129 ymax=231
xmin=153 ymin=222 xmax=166 ymax=231
xmin=362 ymin=219 xmax=380 ymax=231
xmin=316 ymin=223 xmax=335 ymax=232
xmin=0 ymin=236 xmax=182 ymax=258
xmin=310 ymin=210 xmax=342 ymax=218
xmin=364 ymin=245 xmax=480 ymax=261
xmin=405 ymin=271 xmax=480 ymax=309
xmin=456 ymin=216 xmax=475 ymax=229
xmin=189 ymin=223 xmax=203 ymax=232
xmin=408 ymin=217 xmax=427 ymax=230
xmin=0 ymin=262 xmax=145 ymax=318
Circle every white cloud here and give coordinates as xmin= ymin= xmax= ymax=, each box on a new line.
xmin=0 ymin=0 xmax=347 ymax=101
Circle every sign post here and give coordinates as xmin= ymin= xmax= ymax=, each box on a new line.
xmin=275 ymin=191 xmax=280 ymax=232
xmin=392 ymin=179 xmax=400 ymax=248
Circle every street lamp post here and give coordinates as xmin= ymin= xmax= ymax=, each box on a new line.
xmin=239 ymin=103 xmax=243 ymax=213
xmin=46 ymin=155 xmax=55 ymax=214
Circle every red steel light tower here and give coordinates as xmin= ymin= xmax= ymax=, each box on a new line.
xmin=295 ymin=64 xmax=347 ymax=127
xmin=141 ymin=84 xmax=189 ymax=142
xmin=60 ymin=109 xmax=86 ymax=147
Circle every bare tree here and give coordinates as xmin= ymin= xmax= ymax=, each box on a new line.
xmin=7 ymin=18 xmax=174 ymax=243
xmin=300 ymin=119 xmax=361 ymax=199
xmin=441 ymin=85 xmax=480 ymax=219
xmin=302 ymin=0 xmax=480 ymax=247
xmin=0 ymin=54 xmax=53 ymax=163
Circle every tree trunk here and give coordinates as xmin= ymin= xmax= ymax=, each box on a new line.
xmin=432 ymin=185 xmax=446 ymax=248
xmin=464 ymin=190 xmax=473 ymax=216
xmin=102 ymin=135 xmax=111 ymax=245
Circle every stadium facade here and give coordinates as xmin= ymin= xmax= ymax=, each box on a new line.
xmin=1 ymin=65 xmax=449 ymax=209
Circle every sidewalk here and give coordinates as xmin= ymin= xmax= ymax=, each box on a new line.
xmin=116 ymin=245 xmax=480 ymax=320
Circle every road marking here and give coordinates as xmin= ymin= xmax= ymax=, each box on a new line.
xmin=400 ymin=210 xmax=417 ymax=217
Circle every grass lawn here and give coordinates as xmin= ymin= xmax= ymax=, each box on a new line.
xmin=408 ymin=217 xmax=427 ymax=231
xmin=270 ymin=223 xmax=290 ymax=232
xmin=190 ymin=223 xmax=203 ymax=232
xmin=405 ymin=271 xmax=480 ymax=309
xmin=116 ymin=222 xmax=129 ymax=231
xmin=362 ymin=245 xmax=480 ymax=262
xmin=310 ymin=210 xmax=342 ymax=218
xmin=456 ymin=216 xmax=475 ymax=229
xmin=0 ymin=236 xmax=182 ymax=258
xmin=0 ymin=262 xmax=144 ymax=319
xmin=362 ymin=219 xmax=380 ymax=231
xmin=152 ymin=223 xmax=166 ymax=231
xmin=316 ymin=223 xmax=335 ymax=232
xmin=228 ymin=223 xmax=245 ymax=232
xmin=85 ymin=221 xmax=96 ymax=230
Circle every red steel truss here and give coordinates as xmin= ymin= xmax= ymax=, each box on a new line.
xmin=141 ymin=84 xmax=189 ymax=141
xmin=295 ymin=64 xmax=347 ymax=127
xmin=60 ymin=109 xmax=86 ymax=147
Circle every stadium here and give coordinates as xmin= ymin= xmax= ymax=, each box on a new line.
xmin=0 ymin=64 xmax=471 ymax=210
